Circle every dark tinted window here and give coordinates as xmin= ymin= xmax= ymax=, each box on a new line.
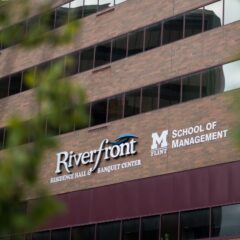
xmin=46 ymin=120 xmax=59 ymax=136
xmin=97 ymin=221 xmax=120 ymax=240
xmin=0 ymin=128 xmax=5 ymax=150
xmin=128 ymin=29 xmax=144 ymax=56
xmin=55 ymin=4 xmax=69 ymax=28
xmin=40 ymin=11 xmax=56 ymax=31
xmin=108 ymin=95 xmax=123 ymax=122
xmin=65 ymin=52 xmax=80 ymax=76
xmin=112 ymin=35 xmax=127 ymax=62
xmin=141 ymin=216 xmax=159 ymax=240
xmin=95 ymin=42 xmax=111 ymax=67
xmin=22 ymin=67 xmax=35 ymax=90
xmin=32 ymin=231 xmax=50 ymax=240
xmin=98 ymin=0 xmax=114 ymax=11
xmin=91 ymin=100 xmax=107 ymax=126
xmin=51 ymin=228 xmax=70 ymax=240
xmin=69 ymin=0 xmax=84 ymax=22
xmin=9 ymin=72 xmax=22 ymax=96
xmin=145 ymin=23 xmax=162 ymax=51
xmin=161 ymin=213 xmax=178 ymax=240
xmin=142 ymin=85 xmax=159 ymax=113
xmin=185 ymin=9 xmax=203 ymax=38
xmin=0 ymin=77 xmax=9 ymax=98
xmin=124 ymin=90 xmax=141 ymax=117
xmin=182 ymin=73 xmax=200 ymax=102
xmin=75 ymin=104 xmax=90 ymax=130
xmin=83 ymin=0 xmax=98 ymax=17
xmin=80 ymin=48 xmax=94 ymax=72
xmin=159 ymin=79 xmax=181 ymax=108
xmin=181 ymin=209 xmax=210 ymax=239
xmin=163 ymin=16 xmax=183 ymax=44
xmin=122 ymin=219 xmax=139 ymax=240
xmin=212 ymin=204 xmax=240 ymax=237
xmin=36 ymin=61 xmax=51 ymax=76
xmin=26 ymin=16 xmax=40 ymax=33
xmin=72 ymin=225 xmax=95 ymax=240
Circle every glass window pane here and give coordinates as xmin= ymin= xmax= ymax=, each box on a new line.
xmin=122 ymin=219 xmax=139 ymax=240
xmin=75 ymin=104 xmax=90 ymax=130
xmin=55 ymin=4 xmax=69 ymax=28
xmin=22 ymin=67 xmax=35 ymax=90
xmin=185 ymin=8 xmax=203 ymax=38
xmin=128 ymin=29 xmax=144 ymax=56
xmin=65 ymin=52 xmax=80 ymax=76
xmin=95 ymin=41 xmax=111 ymax=68
xmin=202 ymin=66 xmax=224 ymax=97
xmin=0 ymin=77 xmax=9 ymax=98
xmin=0 ymin=128 xmax=5 ymax=150
xmin=112 ymin=35 xmax=127 ymax=62
xmin=51 ymin=228 xmax=70 ymax=240
xmin=99 ymin=0 xmax=114 ymax=11
xmin=80 ymin=47 xmax=94 ymax=72
xmin=222 ymin=60 xmax=240 ymax=92
xmin=182 ymin=73 xmax=200 ymax=102
xmin=115 ymin=0 xmax=126 ymax=4
xmin=212 ymin=204 xmax=240 ymax=237
xmin=40 ymin=11 xmax=56 ymax=31
xmin=9 ymin=72 xmax=22 ymax=96
xmin=204 ymin=0 xmax=223 ymax=31
xmin=161 ymin=213 xmax=178 ymax=240
xmin=91 ymin=100 xmax=107 ymax=126
xmin=159 ymin=79 xmax=181 ymax=108
xmin=97 ymin=221 xmax=120 ymax=240
xmin=145 ymin=23 xmax=161 ymax=51
xmin=27 ymin=16 xmax=40 ymax=33
xmin=163 ymin=16 xmax=183 ymax=44
xmin=142 ymin=85 xmax=158 ymax=113
xmin=141 ymin=216 xmax=159 ymax=240
xmin=69 ymin=0 xmax=84 ymax=21
xmin=32 ymin=231 xmax=50 ymax=240
xmin=108 ymin=94 xmax=123 ymax=121
xmin=224 ymin=0 xmax=240 ymax=24
xmin=72 ymin=225 xmax=95 ymax=240
xmin=180 ymin=209 xmax=210 ymax=239
xmin=83 ymin=0 xmax=98 ymax=17
xmin=124 ymin=90 xmax=141 ymax=117
xmin=46 ymin=120 xmax=59 ymax=137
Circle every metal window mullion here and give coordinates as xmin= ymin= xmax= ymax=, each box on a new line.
xmin=139 ymin=217 xmax=142 ymax=240
xmin=178 ymin=212 xmax=181 ymax=240
xmin=140 ymin=88 xmax=143 ymax=113
xmin=157 ymin=83 xmax=160 ymax=109
xmin=106 ymin=98 xmax=109 ymax=123
xmin=183 ymin=14 xmax=186 ymax=38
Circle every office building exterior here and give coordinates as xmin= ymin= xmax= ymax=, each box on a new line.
xmin=0 ymin=0 xmax=240 ymax=239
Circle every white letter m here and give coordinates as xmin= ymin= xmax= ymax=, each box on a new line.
xmin=151 ymin=130 xmax=168 ymax=150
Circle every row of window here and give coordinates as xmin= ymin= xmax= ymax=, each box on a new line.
xmin=1 ymin=0 xmax=240 ymax=100
xmin=2 ymin=203 xmax=240 ymax=240
xmin=0 ymin=60 xmax=239 ymax=150
xmin=0 ymin=0 xmax=127 ymax=49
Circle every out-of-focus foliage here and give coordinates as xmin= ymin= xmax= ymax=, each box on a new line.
xmin=0 ymin=0 xmax=86 ymax=237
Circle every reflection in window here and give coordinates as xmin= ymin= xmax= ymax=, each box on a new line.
xmin=99 ymin=0 xmax=114 ymax=11
xmin=69 ymin=0 xmax=84 ymax=21
xmin=9 ymin=73 xmax=22 ymax=96
xmin=185 ymin=9 xmax=203 ymax=38
xmin=55 ymin=3 xmax=70 ymax=28
xmin=51 ymin=228 xmax=70 ymax=240
xmin=128 ymin=29 xmax=144 ymax=56
xmin=72 ymin=225 xmax=95 ymax=240
xmin=65 ymin=52 xmax=80 ymax=76
xmin=142 ymin=85 xmax=158 ymax=113
xmin=224 ymin=0 xmax=240 ymax=24
xmin=95 ymin=42 xmax=111 ymax=67
xmin=204 ymin=0 xmax=223 ymax=31
xmin=0 ymin=128 xmax=5 ymax=150
xmin=181 ymin=209 xmax=210 ymax=239
xmin=159 ymin=79 xmax=181 ymax=108
xmin=32 ymin=231 xmax=50 ymax=240
xmin=80 ymin=48 xmax=94 ymax=72
xmin=145 ymin=23 xmax=162 ymax=51
xmin=115 ymin=0 xmax=126 ymax=4
xmin=141 ymin=216 xmax=159 ymax=240
xmin=124 ymin=90 xmax=141 ymax=117
xmin=112 ymin=35 xmax=127 ymax=62
xmin=91 ymin=100 xmax=107 ymax=126
xmin=182 ymin=73 xmax=200 ymax=102
xmin=163 ymin=16 xmax=183 ymax=44
xmin=161 ymin=213 xmax=178 ymax=240
xmin=97 ymin=221 xmax=120 ymax=240
xmin=0 ymin=77 xmax=9 ymax=98
xmin=212 ymin=204 xmax=240 ymax=237
xmin=83 ymin=0 xmax=98 ymax=17
xmin=122 ymin=219 xmax=139 ymax=240
xmin=108 ymin=95 xmax=123 ymax=121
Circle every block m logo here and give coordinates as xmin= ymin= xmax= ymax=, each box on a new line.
xmin=151 ymin=130 xmax=169 ymax=156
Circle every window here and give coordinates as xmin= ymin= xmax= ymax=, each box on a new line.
xmin=224 ymin=0 xmax=240 ymax=24
xmin=95 ymin=41 xmax=111 ymax=67
xmin=75 ymin=104 xmax=90 ymax=130
xmin=55 ymin=3 xmax=69 ymax=28
xmin=65 ymin=52 xmax=80 ymax=76
xmin=112 ymin=35 xmax=127 ymax=62
xmin=185 ymin=8 xmax=203 ymax=38
xmin=182 ymin=73 xmax=200 ymax=102
xmin=124 ymin=90 xmax=141 ymax=117
xmin=141 ymin=216 xmax=159 ymax=240
xmin=72 ymin=225 xmax=95 ymax=240
xmin=46 ymin=120 xmax=59 ymax=136
xmin=0 ymin=77 xmax=9 ymax=99
xmin=0 ymin=128 xmax=5 ymax=150
xmin=142 ymin=85 xmax=159 ymax=113
xmin=145 ymin=23 xmax=162 ymax=51
xmin=51 ymin=228 xmax=70 ymax=240
xmin=40 ymin=11 xmax=56 ymax=31
xmin=83 ymin=0 xmax=98 ymax=17
xmin=159 ymin=79 xmax=181 ymax=108
xmin=212 ymin=204 xmax=240 ymax=237
xmin=97 ymin=221 xmax=120 ymax=240
xmin=128 ymin=29 xmax=144 ymax=56
xmin=26 ymin=16 xmax=40 ymax=33
xmin=32 ymin=231 xmax=50 ymax=240
xmin=115 ymin=0 xmax=126 ymax=4
xmin=98 ymin=0 xmax=114 ymax=11
xmin=108 ymin=94 xmax=123 ymax=121
xmin=204 ymin=0 xmax=223 ymax=31
xmin=69 ymin=0 xmax=84 ymax=21
xmin=180 ymin=209 xmax=210 ymax=239
xmin=161 ymin=213 xmax=178 ymax=240
xmin=91 ymin=100 xmax=107 ymax=126
xmin=80 ymin=47 xmax=94 ymax=72
xmin=163 ymin=16 xmax=183 ymax=44
xmin=9 ymin=72 xmax=22 ymax=96
xmin=22 ymin=67 xmax=35 ymax=90
xmin=122 ymin=219 xmax=139 ymax=240
xmin=36 ymin=61 xmax=51 ymax=76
